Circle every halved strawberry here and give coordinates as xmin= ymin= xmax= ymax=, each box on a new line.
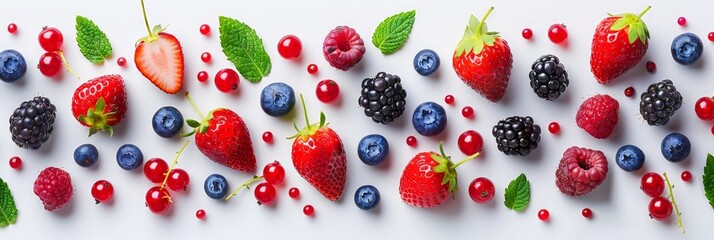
xmin=134 ymin=3 xmax=184 ymax=94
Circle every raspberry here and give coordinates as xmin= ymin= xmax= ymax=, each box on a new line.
xmin=322 ymin=26 xmax=365 ymax=71
xmin=555 ymin=147 xmax=608 ymax=196
xmin=576 ymin=94 xmax=619 ymax=139
xmin=33 ymin=167 xmax=73 ymax=211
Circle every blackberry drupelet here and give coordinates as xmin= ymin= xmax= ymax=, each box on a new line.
xmin=492 ymin=116 xmax=541 ymax=156
xmin=529 ymin=54 xmax=569 ymax=100
xmin=359 ymin=72 xmax=407 ymax=124
xmin=9 ymin=96 xmax=56 ymax=149
xmin=639 ymin=80 xmax=682 ymax=126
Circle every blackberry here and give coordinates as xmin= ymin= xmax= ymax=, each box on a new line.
xmin=9 ymin=96 xmax=56 ymax=149
xmin=358 ymin=72 xmax=407 ymax=124
xmin=639 ymin=79 xmax=682 ymax=126
xmin=529 ymin=54 xmax=569 ymax=100
xmin=492 ymin=116 xmax=541 ymax=156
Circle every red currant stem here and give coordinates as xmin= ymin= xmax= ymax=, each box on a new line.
xmin=634 ymin=6 xmax=652 ymax=21
xmin=185 ymin=92 xmax=206 ymax=120
xmin=139 ymin=0 xmax=153 ymax=37
xmin=663 ymin=172 xmax=685 ymax=234
xmin=224 ymin=175 xmax=264 ymax=202
xmin=452 ymin=152 xmax=480 ymax=169
xmin=160 ymin=140 xmax=190 ymax=190
xmin=57 ymin=50 xmax=79 ymax=79
xmin=476 ymin=7 xmax=494 ymax=37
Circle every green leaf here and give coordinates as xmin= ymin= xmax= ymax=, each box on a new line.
xmin=319 ymin=112 xmax=326 ymax=128
xmin=219 ymin=16 xmax=271 ymax=83
xmin=608 ymin=12 xmax=649 ymax=45
xmin=371 ymin=10 xmax=416 ymax=55
xmin=186 ymin=119 xmax=200 ymax=128
xmin=0 ymin=178 xmax=17 ymax=227
xmin=703 ymin=154 xmax=714 ymax=209
xmin=75 ymin=15 xmax=112 ymax=64
xmin=504 ymin=173 xmax=530 ymax=211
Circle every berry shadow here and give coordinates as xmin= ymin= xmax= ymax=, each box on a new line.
xmin=374 ymin=154 xmax=392 ymax=172
xmin=577 ymin=169 xmax=614 ymax=203
xmin=50 ymin=199 xmax=76 ymax=218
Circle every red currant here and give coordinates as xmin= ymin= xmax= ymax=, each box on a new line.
xmin=144 ymin=158 xmax=169 ymax=184
xmin=262 ymin=131 xmax=273 ymax=143
xmin=548 ymin=24 xmax=568 ymax=44
xmin=522 ymin=28 xmax=533 ymax=39
xmin=307 ymin=64 xmax=318 ymax=74
xmin=548 ymin=122 xmax=560 ymax=134
xmin=199 ymin=24 xmax=210 ymax=35
xmin=277 ymin=35 xmax=302 ymax=59
xmin=215 ymin=68 xmax=239 ymax=92
xmin=709 ymin=32 xmax=714 ymax=42
xmin=695 ymin=97 xmax=714 ymax=121
xmin=288 ymin=187 xmax=300 ymax=199
xmin=197 ymin=71 xmax=209 ymax=82
xmin=38 ymin=52 xmax=62 ymax=77
xmin=468 ymin=177 xmax=495 ymax=204
xmin=196 ymin=209 xmax=206 ymax=220
xmin=582 ymin=208 xmax=593 ymax=218
xmin=91 ymin=180 xmax=114 ymax=203
xmin=462 ymin=106 xmax=474 ymax=118
xmin=444 ymin=95 xmax=455 ymax=105
xmin=38 ymin=27 xmax=63 ymax=52
xmin=117 ymin=57 xmax=127 ymax=67
xmin=538 ymin=209 xmax=550 ymax=221
xmin=9 ymin=156 xmax=22 ymax=169
xmin=145 ymin=186 xmax=172 ymax=214
xmin=263 ymin=161 xmax=285 ymax=185
xmin=681 ymin=171 xmax=692 ymax=182
xmin=7 ymin=23 xmax=17 ymax=34
xmin=646 ymin=61 xmax=656 ymax=73
xmin=316 ymin=79 xmax=340 ymax=103
xmin=677 ymin=17 xmax=687 ymax=26
xmin=648 ymin=196 xmax=673 ymax=220
xmin=624 ymin=87 xmax=635 ymax=97
xmin=458 ymin=130 xmax=483 ymax=155
xmin=254 ymin=182 xmax=277 ymax=205
xmin=167 ymin=168 xmax=190 ymax=191
xmin=200 ymin=52 xmax=212 ymax=63
xmin=303 ymin=204 xmax=314 ymax=216
xmin=641 ymin=172 xmax=665 ymax=197
xmin=406 ymin=136 xmax=417 ymax=147
xmin=711 ymin=125 xmax=714 ymax=135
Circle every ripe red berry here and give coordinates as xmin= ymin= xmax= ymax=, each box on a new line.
xmin=38 ymin=52 xmax=62 ymax=77
xmin=406 ymin=136 xmax=417 ymax=147
xmin=288 ymin=187 xmax=300 ymax=199
xmin=91 ymin=180 xmax=114 ymax=203
xmin=262 ymin=131 xmax=273 ymax=143
xmin=538 ymin=209 xmax=550 ymax=221
xmin=277 ymin=35 xmax=302 ymax=59
xmin=695 ymin=97 xmax=714 ymax=121
xmin=197 ymin=71 xmax=209 ymax=82
xmin=444 ymin=95 xmax=455 ymax=105
xmin=711 ymin=125 xmax=714 ymax=135
xmin=200 ymin=52 xmax=212 ymax=63
xmin=38 ymin=27 xmax=64 ymax=52
xmin=468 ymin=177 xmax=495 ymax=204
xmin=582 ymin=208 xmax=593 ymax=218
xmin=641 ymin=172 xmax=665 ymax=197
xmin=117 ymin=57 xmax=127 ymax=67
xmin=303 ymin=204 xmax=314 ymax=216
xmin=681 ymin=171 xmax=692 ymax=182
xmin=316 ymin=79 xmax=339 ymax=103
xmin=709 ymin=32 xmax=714 ymax=42
xmin=462 ymin=106 xmax=474 ymax=118
xmin=548 ymin=24 xmax=567 ymax=43
xmin=624 ymin=87 xmax=635 ymax=97
xmin=199 ymin=24 xmax=210 ymax=35
xmin=166 ymin=168 xmax=190 ymax=191
xmin=144 ymin=158 xmax=169 ymax=184
xmin=677 ymin=17 xmax=687 ymax=26
xmin=145 ymin=186 xmax=172 ymax=214
xmin=215 ymin=68 xmax=239 ymax=92
xmin=458 ymin=130 xmax=483 ymax=155
xmin=522 ymin=28 xmax=533 ymax=39
xmin=648 ymin=196 xmax=673 ymax=220
xmin=7 ymin=23 xmax=17 ymax=34
xmin=548 ymin=122 xmax=560 ymax=134
xmin=646 ymin=61 xmax=656 ymax=73
xmin=254 ymin=182 xmax=277 ymax=205
xmin=307 ymin=64 xmax=318 ymax=74
xmin=9 ymin=156 xmax=22 ymax=169
xmin=263 ymin=161 xmax=285 ymax=185
xmin=196 ymin=209 xmax=206 ymax=219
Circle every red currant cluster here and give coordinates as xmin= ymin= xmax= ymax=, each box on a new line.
xmin=640 ymin=172 xmax=685 ymax=232
xmin=37 ymin=27 xmax=78 ymax=78
xmin=144 ymin=141 xmax=191 ymax=214
xmin=225 ymin=161 xmax=285 ymax=205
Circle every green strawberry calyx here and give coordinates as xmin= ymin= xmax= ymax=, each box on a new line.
xmin=454 ymin=7 xmax=499 ymax=58
xmin=287 ymin=94 xmax=329 ymax=141
xmin=136 ymin=0 xmax=165 ymax=45
xmin=431 ymin=142 xmax=480 ymax=197
xmin=608 ymin=6 xmax=651 ymax=44
xmin=78 ymin=97 xmax=115 ymax=137
xmin=182 ymin=92 xmax=215 ymax=137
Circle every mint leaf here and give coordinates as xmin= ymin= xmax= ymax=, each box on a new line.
xmin=0 ymin=178 xmax=18 ymax=227
xmin=75 ymin=15 xmax=112 ymax=64
xmin=219 ymin=16 xmax=271 ymax=83
xmin=372 ymin=10 xmax=416 ymax=55
xmin=504 ymin=173 xmax=530 ymax=211
xmin=704 ymin=154 xmax=714 ymax=209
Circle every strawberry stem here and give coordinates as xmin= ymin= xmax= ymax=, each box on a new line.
xmin=300 ymin=94 xmax=310 ymax=129
xmin=57 ymin=50 xmax=79 ymax=79
xmin=634 ymin=6 xmax=652 ymax=21
xmin=185 ymin=92 xmax=206 ymax=120
xmin=225 ymin=175 xmax=265 ymax=201
xmin=160 ymin=140 xmax=190 ymax=190
xmin=476 ymin=7 xmax=494 ymax=37
xmin=139 ymin=0 xmax=153 ymax=37
xmin=663 ymin=172 xmax=685 ymax=234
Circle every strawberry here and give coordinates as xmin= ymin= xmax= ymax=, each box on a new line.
xmin=576 ymin=94 xmax=619 ymax=139
xmin=71 ymin=74 xmax=127 ymax=137
xmin=590 ymin=6 xmax=651 ymax=84
xmin=453 ymin=7 xmax=512 ymax=103
xmin=183 ymin=93 xmax=256 ymax=172
xmin=134 ymin=1 xmax=184 ymax=94
xmin=399 ymin=143 xmax=479 ymax=208
xmin=289 ymin=95 xmax=346 ymax=201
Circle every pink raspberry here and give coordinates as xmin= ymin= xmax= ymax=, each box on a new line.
xmin=576 ymin=94 xmax=619 ymax=139
xmin=33 ymin=167 xmax=73 ymax=211
xmin=555 ymin=146 xmax=608 ymax=196
xmin=322 ymin=26 xmax=365 ymax=71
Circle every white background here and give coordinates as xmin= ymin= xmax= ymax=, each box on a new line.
xmin=1 ymin=0 xmax=713 ymax=239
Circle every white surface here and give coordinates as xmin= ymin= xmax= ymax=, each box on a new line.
xmin=0 ymin=0 xmax=712 ymax=239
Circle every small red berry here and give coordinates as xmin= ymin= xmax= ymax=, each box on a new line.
xmin=538 ymin=209 xmax=550 ymax=221
xmin=406 ymin=136 xmax=417 ymax=147
xmin=307 ymin=64 xmax=318 ymax=74
xmin=522 ymin=28 xmax=533 ymax=39
xmin=681 ymin=171 xmax=692 ymax=182
xmin=303 ymin=204 xmax=314 ymax=216
xmin=457 ymin=130 xmax=483 ymax=155
xmin=9 ymin=156 xmax=22 ymax=169
xmin=199 ymin=24 xmax=210 ymax=35
xmin=38 ymin=27 xmax=64 ymax=52
xmin=582 ymin=208 xmax=593 ymax=218
xmin=277 ymin=35 xmax=302 ymax=59
xmin=462 ymin=106 xmax=474 ymax=118
xmin=677 ymin=17 xmax=687 ymax=26
xmin=709 ymin=32 xmax=714 ymax=42
xmin=38 ymin=52 xmax=62 ymax=77
xmin=289 ymin=187 xmax=300 ymax=199
xmin=91 ymin=180 xmax=114 ymax=203
xmin=7 ymin=23 xmax=17 ymax=34
xmin=117 ymin=57 xmax=126 ymax=67
xmin=624 ymin=87 xmax=635 ymax=97
xmin=200 ymin=52 xmax=212 ymax=63
xmin=197 ymin=71 xmax=209 ymax=82
xmin=548 ymin=122 xmax=560 ymax=134
xmin=444 ymin=95 xmax=455 ymax=105
xmin=196 ymin=209 xmax=206 ymax=219
xmin=316 ymin=79 xmax=339 ymax=103
xmin=548 ymin=24 xmax=568 ymax=43
xmin=262 ymin=131 xmax=273 ymax=143
xmin=215 ymin=68 xmax=240 ymax=92
xmin=695 ymin=97 xmax=714 ymax=121
xmin=711 ymin=125 xmax=714 ymax=135
xmin=646 ymin=61 xmax=656 ymax=73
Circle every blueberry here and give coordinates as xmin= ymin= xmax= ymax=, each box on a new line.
xmin=358 ymin=134 xmax=389 ymax=166
xmin=412 ymin=101 xmax=447 ymax=136
xmin=73 ymin=144 xmax=99 ymax=167
xmin=204 ymin=174 xmax=229 ymax=199
xmin=0 ymin=49 xmax=27 ymax=83
xmin=671 ymin=33 xmax=703 ymax=65
xmin=661 ymin=133 xmax=691 ymax=162
xmin=615 ymin=145 xmax=645 ymax=172
xmin=152 ymin=106 xmax=184 ymax=138
xmin=413 ymin=49 xmax=440 ymax=76
xmin=260 ymin=82 xmax=296 ymax=117
xmin=116 ymin=144 xmax=143 ymax=170
xmin=354 ymin=185 xmax=380 ymax=210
